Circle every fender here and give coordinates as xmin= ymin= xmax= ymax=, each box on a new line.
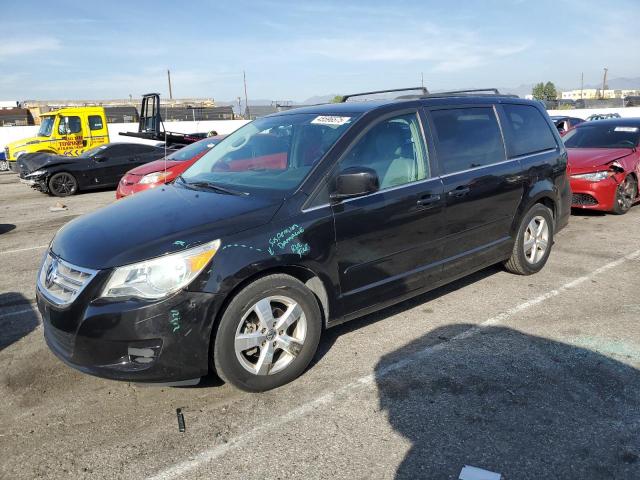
xmin=194 ymin=215 xmax=340 ymax=327
xmin=510 ymin=179 xmax=558 ymax=237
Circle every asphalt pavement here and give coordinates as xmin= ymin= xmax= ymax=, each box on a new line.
xmin=1 ymin=170 xmax=639 ymax=479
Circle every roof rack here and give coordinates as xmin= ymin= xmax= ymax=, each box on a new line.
xmin=341 ymin=87 xmax=429 ymax=102
xmin=433 ymin=88 xmax=500 ymax=95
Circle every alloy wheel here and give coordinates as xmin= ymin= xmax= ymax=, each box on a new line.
xmin=617 ymin=176 xmax=637 ymax=212
xmin=523 ymin=215 xmax=549 ymax=264
xmin=234 ymin=296 xmax=307 ymax=376
xmin=51 ymin=173 xmax=76 ymax=195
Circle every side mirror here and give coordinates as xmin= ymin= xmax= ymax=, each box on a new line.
xmin=330 ymin=166 xmax=379 ymax=201
xmin=93 ymin=155 xmax=106 ymax=162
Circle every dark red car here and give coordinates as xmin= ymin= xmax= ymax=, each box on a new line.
xmin=565 ymin=119 xmax=640 ymax=214
xmin=116 ymin=136 xmax=225 ymax=198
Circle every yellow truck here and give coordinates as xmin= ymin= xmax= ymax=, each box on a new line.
xmin=4 ymin=106 xmax=110 ymax=171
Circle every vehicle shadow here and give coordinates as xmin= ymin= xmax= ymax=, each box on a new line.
xmin=311 ymin=265 xmax=502 ymax=369
xmin=0 ymin=224 xmax=16 ymax=234
xmin=0 ymin=292 xmax=40 ymax=351
xmin=571 ymin=207 xmax=607 ymax=217
xmin=375 ymin=324 xmax=640 ymax=479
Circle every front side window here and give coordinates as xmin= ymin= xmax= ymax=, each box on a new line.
xmin=338 ymin=112 xmax=429 ymax=189
xmin=58 ymin=116 xmax=82 ymax=135
xmin=431 ymin=107 xmax=505 ymax=175
xmin=38 ymin=116 xmax=55 ymax=137
xmin=88 ymin=115 xmax=103 ymax=130
xmin=503 ymin=104 xmax=557 ymax=157
xmin=563 ymin=124 xmax=640 ymax=149
xmin=182 ymin=113 xmax=358 ymax=194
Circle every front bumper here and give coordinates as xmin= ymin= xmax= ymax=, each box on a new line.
xmin=569 ymin=176 xmax=619 ymax=212
xmin=38 ymin=280 xmax=224 ymax=383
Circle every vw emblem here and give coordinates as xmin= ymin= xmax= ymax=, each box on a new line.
xmin=45 ymin=258 xmax=58 ymax=288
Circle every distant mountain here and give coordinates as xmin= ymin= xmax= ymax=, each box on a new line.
xmin=584 ymin=77 xmax=640 ymax=90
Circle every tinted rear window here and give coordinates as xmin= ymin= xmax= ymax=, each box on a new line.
xmin=503 ymin=104 xmax=557 ymax=157
xmin=431 ymin=107 xmax=505 ymax=175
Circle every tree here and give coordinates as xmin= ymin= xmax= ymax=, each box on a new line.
xmin=544 ymin=82 xmax=558 ymax=101
xmin=532 ymin=82 xmax=546 ymax=100
xmin=532 ymin=82 xmax=558 ymax=101
xmin=331 ymin=95 xmax=344 ymax=103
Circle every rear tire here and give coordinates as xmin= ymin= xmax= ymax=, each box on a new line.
xmin=612 ymin=174 xmax=637 ymax=215
xmin=213 ymin=274 xmax=322 ymax=392
xmin=504 ymin=204 xmax=554 ymax=275
xmin=48 ymin=172 xmax=78 ymax=197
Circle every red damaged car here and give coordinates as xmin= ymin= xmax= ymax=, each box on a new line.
xmin=565 ymin=119 xmax=640 ymax=214
xmin=116 ymin=136 xmax=225 ymax=198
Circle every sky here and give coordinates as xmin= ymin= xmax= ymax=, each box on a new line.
xmin=1 ymin=0 xmax=638 ymax=102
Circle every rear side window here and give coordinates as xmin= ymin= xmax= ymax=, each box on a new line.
xmin=88 ymin=115 xmax=104 ymax=130
xmin=503 ymin=104 xmax=557 ymax=157
xmin=431 ymin=107 xmax=505 ymax=175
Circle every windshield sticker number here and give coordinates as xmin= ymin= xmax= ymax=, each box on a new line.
xmin=614 ymin=127 xmax=639 ymax=132
xmin=311 ymin=116 xmax=351 ymax=126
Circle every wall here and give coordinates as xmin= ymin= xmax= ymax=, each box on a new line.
xmin=547 ymin=106 xmax=640 ymax=118
xmin=0 ymin=119 xmax=249 ymax=152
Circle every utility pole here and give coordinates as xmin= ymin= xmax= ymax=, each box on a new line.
xmin=237 ymin=96 xmax=241 ymax=118
xmin=421 ymin=72 xmax=424 ymax=89
xmin=580 ymin=72 xmax=584 ymax=100
xmin=167 ymin=69 xmax=173 ymax=101
xmin=243 ymin=70 xmax=250 ymax=119
xmin=601 ymin=68 xmax=608 ymax=99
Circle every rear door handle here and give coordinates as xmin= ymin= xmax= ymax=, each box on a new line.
xmin=417 ymin=194 xmax=441 ymax=208
xmin=448 ymin=186 xmax=471 ymax=197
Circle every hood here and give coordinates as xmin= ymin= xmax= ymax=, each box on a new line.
xmin=51 ymin=185 xmax=282 ymax=269
xmin=19 ymin=153 xmax=75 ymax=174
xmin=126 ymin=159 xmax=189 ymax=176
xmin=7 ymin=135 xmax=42 ymax=151
xmin=567 ymin=148 xmax=633 ymax=173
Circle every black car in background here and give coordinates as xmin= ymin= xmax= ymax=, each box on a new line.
xmin=550 ymin=115 xmax=585 ymax=135
xmin=37 ymin=89 xmax=571 ymax=391
xmin=19 ymin=143 xmax=169 ymax=196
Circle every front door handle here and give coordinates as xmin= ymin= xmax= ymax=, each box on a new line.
xmin=448 ymin=186 xmax=471 ymax=197
xmin=417 ymin=194 xmax=441 ymax=208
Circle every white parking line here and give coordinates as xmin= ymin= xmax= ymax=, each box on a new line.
xmin=0 ymin=245 xmax=48 ymax=255
xmin=147 ymin=248 xmax=640 ymax=480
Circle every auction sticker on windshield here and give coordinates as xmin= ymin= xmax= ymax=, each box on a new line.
xmin=311 ymin=115 xmax=352 ymax=126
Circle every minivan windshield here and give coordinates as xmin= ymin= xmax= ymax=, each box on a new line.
xmin=180 ymin=112 xmax=359 ymax=194
xmin=563 ymin=124 xmax=640 ymax=149
xmin=38 ymin=116 xmax=55 ymax=137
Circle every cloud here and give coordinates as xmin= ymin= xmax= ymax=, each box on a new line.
xmin=0 ymin=37 xmax=61 ymax=58
xmin=298 ymin=32 xmax=531 ymax=73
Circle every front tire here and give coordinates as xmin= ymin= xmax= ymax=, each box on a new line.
xmin=48 ymin=172 xmax=78 ymax=197
xmin=213 ymin=274 xmax=322 ymax=392
xmin=504 ymin=204 xmax=554 ymax=275
xmin=612 ymin=174 xmax=637 ymax=215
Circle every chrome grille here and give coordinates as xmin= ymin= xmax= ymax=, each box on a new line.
xmin=37 ymin=252 xmax=98 ymax=307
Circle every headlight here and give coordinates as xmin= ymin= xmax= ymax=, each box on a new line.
xmin=14 ymin=150 xmax=26 ymax=159
xmin=140 ymin=171 xmax=171 ymax=184
xmin=571 ymin=171 xmax=611 ymax=182
xmin=100 ymin=239 xmax=220 ymax=299
xmin=26 ymin=169 xmax=46 ymax=177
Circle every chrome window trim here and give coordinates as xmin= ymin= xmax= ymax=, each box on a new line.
xmin=439 ymin=158 xmax=520 ymax=179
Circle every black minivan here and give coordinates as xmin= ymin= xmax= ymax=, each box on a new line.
xmin=37 ymin=90 xmax=571 ymax=391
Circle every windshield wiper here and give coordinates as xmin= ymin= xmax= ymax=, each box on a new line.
xmin=182 ymin=180 xmax=248 ymax=196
